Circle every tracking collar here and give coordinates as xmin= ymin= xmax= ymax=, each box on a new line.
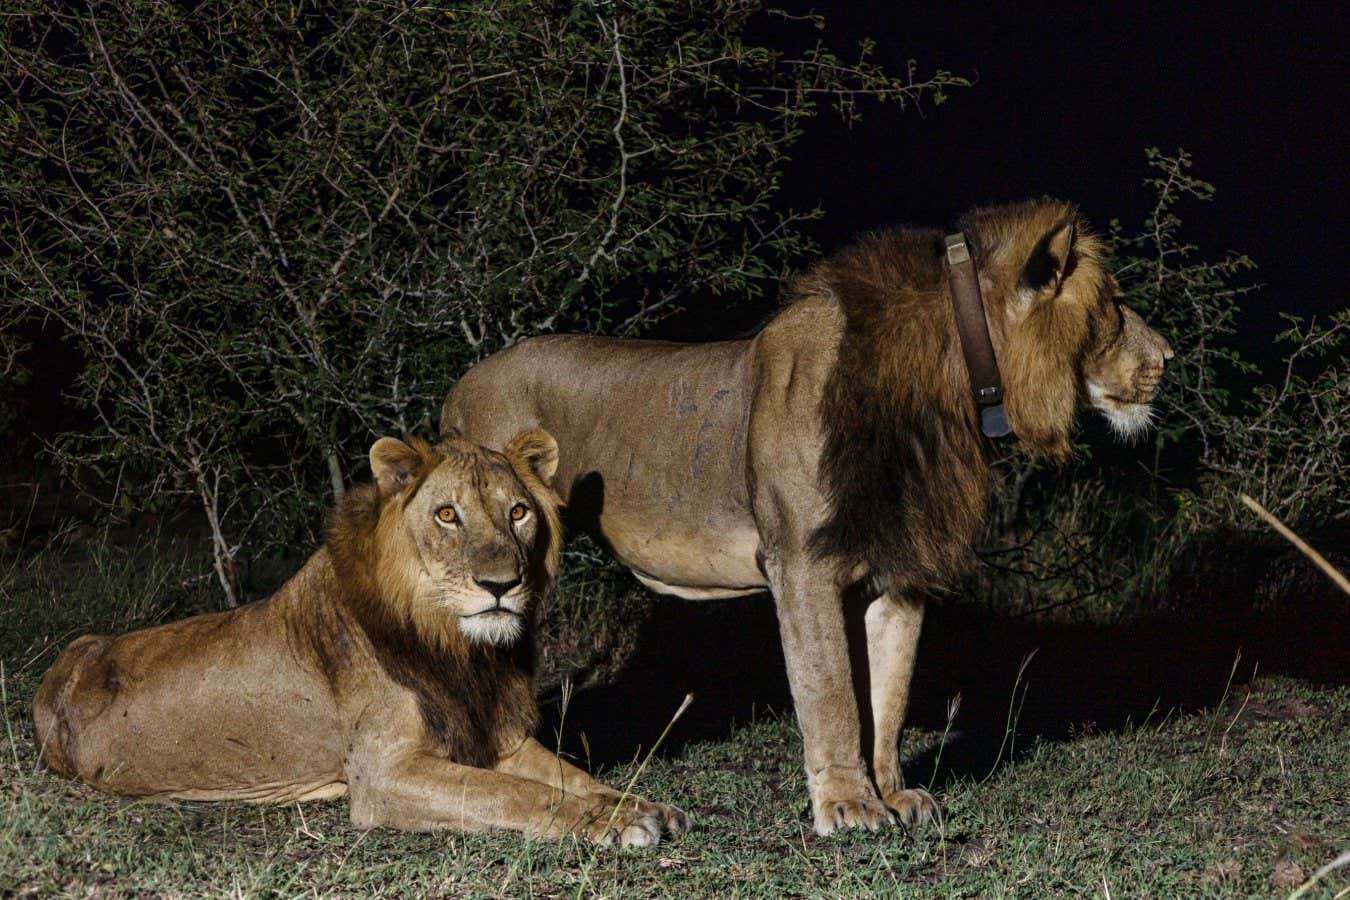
xmin=944 ymin=232 xmax=1012 ymax=438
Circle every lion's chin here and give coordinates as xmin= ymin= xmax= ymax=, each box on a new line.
xmin=1096 ymin=400 xmax=1155 ymax=442
xmin=1086 ymin=380 xmax=1155 ymax=442
xmin=457 ymin=610 xmax=524 ymax=646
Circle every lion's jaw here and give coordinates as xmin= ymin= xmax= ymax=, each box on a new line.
xmin=457 ymin=607 xmax=526 ymax=646
xmin=417 ymin=575 xmax=530 ymax=647
xmin=1081 ymin=305 xmax=1172 ymax=443
xmin=1085 ymin=379 xmax=1156 ymax=441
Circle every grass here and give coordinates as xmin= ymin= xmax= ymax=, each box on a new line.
xmin=2 ymin=540 xmax=1348 ymax=897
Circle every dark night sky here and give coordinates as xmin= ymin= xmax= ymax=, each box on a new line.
xmin=757 ymin=2 xmax=1347 ymax=334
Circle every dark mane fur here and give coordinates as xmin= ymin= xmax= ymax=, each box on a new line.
xmin=806 ymin=227 xmax=988 ymax=596
xmin=805 ymin=201 xmax=1109 ymax=597
xmin=312 ymin=478 xmax=537 ymax=769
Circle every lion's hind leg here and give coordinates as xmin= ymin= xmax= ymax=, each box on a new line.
xmin=32 ymin=634 xmax=117 ymax=779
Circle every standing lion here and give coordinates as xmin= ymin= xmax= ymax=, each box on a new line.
xmin=442 ymin=200 xmax=1173 ymax=835
xmin=34 ymin=430 xmax=688 ymax=847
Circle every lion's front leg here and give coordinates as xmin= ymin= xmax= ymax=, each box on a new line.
xmin=347 ymin=748 xmax=666 ymax=847
xmin=765 ymin=550 xmax=893 ymax=835
xmin=494 ymin=736 xmax=689 ymax=837
xmin=866 ymin=594 xmax=938 ymax=826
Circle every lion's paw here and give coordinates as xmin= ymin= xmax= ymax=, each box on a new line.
xmin=583 ymin=806 xmax=664 ymax=849
xmin=599 ymin=790 xmax=690 ymax=837
xmin=812 ymin=793 xmax=894 ymax=835
xmin=810 ymin=766 xmax=893 ymax=835
xmin=881 ymin=787 xmax=939 ymax=827
xmin=582 ymin=794 xmax=689 ymax=848
xmin=815 ymin=795 xmax=894 ymax=835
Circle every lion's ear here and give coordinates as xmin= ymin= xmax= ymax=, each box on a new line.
xmin=1021 ymin=217 xmax=1076 ymax=296
xmin=370 ymin=437 xmax=427 ymax=494
xmin=504 ymin=428 xmax=559 ymax=486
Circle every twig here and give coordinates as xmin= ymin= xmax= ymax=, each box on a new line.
xmin=1 ymin=661 xmax=21 ymax=770
xmin=983 ymin=649 xmax=1038 ymax=782
xmin=1239 ymin=493 xmax=1350 ymax=596
xmin=1288 ymin=850 xmax=1350 ymax=900
xmin=926 ymin=692 xmax=961 ymax=791
xmin=575 ymin=16 xmax=631 ymax=287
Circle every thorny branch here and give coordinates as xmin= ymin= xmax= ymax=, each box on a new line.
xmin=0 ymin=2 xmax=961 ymax=603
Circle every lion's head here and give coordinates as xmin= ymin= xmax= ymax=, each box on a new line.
xmin=1080 ymin=303 xmax=1174 ymax=439
xmin=333 ymin=429 xmax=563 ymax=649
xmin=960 ymin=200 xmax=1174 ymax=453
xmin=810 ymin=199 xmax=1175 ymax=594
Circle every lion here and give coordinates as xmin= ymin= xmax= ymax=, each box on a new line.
xmin=32 ymin=430 xmax=688 ymax=847
xmin=441 ymin=200 xmax=1174 ymax=836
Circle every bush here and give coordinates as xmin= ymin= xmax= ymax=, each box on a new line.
xmin=972 ymin=150 xmax=1349 ymax=618
xmin=0 ymin=335 xmax=24 ymax=441
xmin=0 ymin=0 xmax=961 ymax=603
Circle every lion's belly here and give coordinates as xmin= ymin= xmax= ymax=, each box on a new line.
xmin=585 ymin=403 xmax=767 ymax=597
xmin=447 ymin=334 xmax=769 ymax=599
xmin=93 ymin=684 xmax=345 ymax=800
xmin=604 ymin=513 xmax=767 ymax=599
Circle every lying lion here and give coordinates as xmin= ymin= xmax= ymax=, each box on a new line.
xmin=33 ymin=430 xmax=687 ymax=847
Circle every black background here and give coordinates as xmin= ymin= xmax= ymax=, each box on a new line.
xmin=751 ymin=1 xmax=1346 ymax=344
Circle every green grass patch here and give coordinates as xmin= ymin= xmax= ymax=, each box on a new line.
xmin=2 ymin=542 xmax=1347 ymax=897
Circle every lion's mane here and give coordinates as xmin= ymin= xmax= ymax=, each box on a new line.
xmin=807 ymin=202 xmax=1109 ymax=596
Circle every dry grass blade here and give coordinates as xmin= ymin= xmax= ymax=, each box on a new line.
xmin=1239 ymin=493 xmax=1350 ymax=596
xmin=1287 ymin=850 xmax=1350 ymax=899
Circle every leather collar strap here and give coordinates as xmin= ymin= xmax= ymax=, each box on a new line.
xmin=944 ymin=231 xmax=1012 ymax=438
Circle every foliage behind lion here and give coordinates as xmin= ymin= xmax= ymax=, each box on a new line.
xmin=33 ymin=430 xmax=687 ymax=846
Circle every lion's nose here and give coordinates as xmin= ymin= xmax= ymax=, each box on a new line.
xmin=475 ymin=577 xmax=521 ymax=600
xmin=1160 ymin=337 xmax=1175 ymax=361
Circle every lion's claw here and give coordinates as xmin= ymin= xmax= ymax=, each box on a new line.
xmin=882 ymin=787 xmax=939 ymax=827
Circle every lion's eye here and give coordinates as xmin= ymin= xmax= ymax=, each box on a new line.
xmin=510 ymin=503 xmax=529 ymax=522
xmin=435 ymin=506 xmax=458 ymax=525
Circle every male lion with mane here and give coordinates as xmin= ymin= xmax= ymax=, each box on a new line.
xmin=34 ymin=431 xmax=688 ymax=847
xmin=442 ymin=200 xmax=1173 ymax=835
